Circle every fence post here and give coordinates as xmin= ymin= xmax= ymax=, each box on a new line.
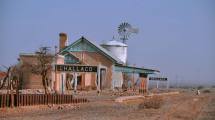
xmin=16 ymin=94 xmax=19 ymax=107
xmin=0 ymin=95 xmax=3 ymax=108
xmin=55 ymin=94 xmax=57 ymax=104
xmin=52 ymin=94 xmax=54 ymax=104
xmin=27 ymin=94 xmax=29 ymax=106
xmin=23 ymin=94 xmax=26 ymax=106
xmin=43 ymin=94 xmax=45 ymax=105
xmin=71 ymin=95 xmax=73 ymax=104
xmin=58 ymin=94 xmax=60 ymax=104
xmin=56 ymin=94 xmax=58 ymax=104
xmin=32 ymin=94 xmax=34 ymax=105
xmin=38 ymin=94 xmax=40 ymax=105
xmin=44 ymin=94 xmax=45 ymax=105
xmin=0 ymin=95 xmax=1 ymax=108
xmin=10 ymin=92 xmax=14 ymax=108
xmin=63 ymin=94 xmax=65 ymax=104
xmin=35 ymin=94 xmax=37 ymax=105
xmin=25 ymin=94 xmax=27 ymax=106
xmin=45 ymin=94 xmax=47 ymax=105
xmin=59 ymin=95 xmax=62 ymax=104
xmin=42 ymin=94 xmax=44 ymax=105
xmin=48 ymin=94 xmax=50 ymax=104
xmin=57 ymin=94 xmax=59 ymax=104
xmin=2 ymin=95 xmax=5 ymax=108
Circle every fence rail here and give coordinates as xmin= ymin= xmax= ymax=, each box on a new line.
xmin=0 ymin=94 xmax=88 ymax=108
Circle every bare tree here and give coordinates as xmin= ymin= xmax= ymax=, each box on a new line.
xmin=0 ymin=65 xmax=20 ymax=92
xmin=0 ymin=66 xmax=11 ymax=89
xmin=30 ymin=47 xmax=54 ymax=94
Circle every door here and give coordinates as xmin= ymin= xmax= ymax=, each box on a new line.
xmin=100 ymin=68 xmax=106 ymax=90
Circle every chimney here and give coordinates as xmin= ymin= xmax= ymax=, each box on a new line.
xmin=59 ymin=32 xmax=68 ymax=51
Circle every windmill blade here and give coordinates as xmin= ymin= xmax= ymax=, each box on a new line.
xmin=118 ymin=22 xmax=132 ymax=34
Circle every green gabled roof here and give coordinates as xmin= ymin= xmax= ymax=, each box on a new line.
xmin=64 ymin=51 xmax=81 ymax=64
xmin=59 ymin=36 xmax=124 ymax=64
xmin=114 ymin=64 xmax=160 ymax=74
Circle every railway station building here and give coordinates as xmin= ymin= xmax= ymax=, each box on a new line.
xmin=19 ymin=33 xmax=159 ymax=94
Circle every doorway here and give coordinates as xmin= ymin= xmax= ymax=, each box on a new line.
xmin=100 ymin=68 xmax=106 ymax=90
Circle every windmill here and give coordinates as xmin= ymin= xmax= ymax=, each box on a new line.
xmin=118 ymin=22 xmax=139 ymax=44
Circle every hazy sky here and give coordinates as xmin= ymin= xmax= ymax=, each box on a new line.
xmin=0 ymin=0 xmax=215 ymax=86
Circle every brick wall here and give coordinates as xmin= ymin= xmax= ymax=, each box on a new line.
xmin=19 ymin=55 xmax=52 ymax=90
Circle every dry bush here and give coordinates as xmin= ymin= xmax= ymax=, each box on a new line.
xmin=139 ymin=96 xmax=163 ymax=109
xmin=91 ymin=86 xmax=97 ymax=90
xmin=197 ymin=86 xmax=204 ymax=90
xmin=84 ymin=86 xmax=92 ymax=91
xmin=202 ymin=89 xmax=211 ymax=93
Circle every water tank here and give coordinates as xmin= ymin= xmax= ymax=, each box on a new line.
xmin=101 ymin=40 xmax=127 ymax=64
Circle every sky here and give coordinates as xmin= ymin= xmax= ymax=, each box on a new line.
xmin=0 ymin=0 xmax=215 ymax=86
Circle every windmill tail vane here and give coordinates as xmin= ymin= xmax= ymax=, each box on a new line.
xmin=129 ymin=28 xmax=139 ymax=34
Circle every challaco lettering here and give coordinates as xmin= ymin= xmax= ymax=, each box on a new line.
xmin=55 ymin=65 xmax=97 ymax=72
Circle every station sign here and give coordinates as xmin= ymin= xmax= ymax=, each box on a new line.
xmin=149 ymin=77 xmax=167 ymax=81
xmin=55 ymin=65 xmax=97 ymax=72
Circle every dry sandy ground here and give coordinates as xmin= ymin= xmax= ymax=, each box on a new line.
xmin=0 ymin=89 xmax=215 ymax=120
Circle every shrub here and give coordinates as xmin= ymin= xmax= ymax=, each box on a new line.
xmin=202 ymin=89 xmax=211 ymax=93
xmin=139 ymin=96 xmax=163 ymax=109
xmin=85 ymin=86 xmax=92 ymax=91
xmin=197 ymin=86 xmax=204 ymax=90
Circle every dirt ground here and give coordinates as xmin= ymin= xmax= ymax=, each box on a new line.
xmin=0 ymin=88 xmax=215 ymax=120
